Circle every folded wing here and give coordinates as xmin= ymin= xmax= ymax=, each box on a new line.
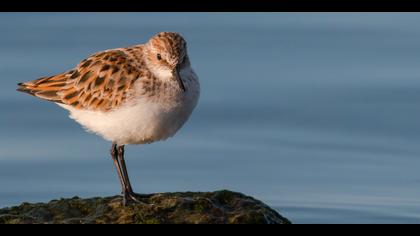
xmin=17 ymin=49 xmax=142 ymax=112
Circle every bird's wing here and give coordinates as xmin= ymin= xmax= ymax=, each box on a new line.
xmin=17 ymin=49 xmax=142 ymax=112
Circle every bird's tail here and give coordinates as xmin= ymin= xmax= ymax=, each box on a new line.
xmin=17 ymin=74 xmax=67 ymax=103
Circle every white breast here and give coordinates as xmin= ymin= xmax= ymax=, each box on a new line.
xmin=58 ymin=70 xmax=200 ymax=145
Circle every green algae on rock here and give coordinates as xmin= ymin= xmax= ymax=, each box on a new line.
xmin=0 ymin=190 xmax=291 ymax=224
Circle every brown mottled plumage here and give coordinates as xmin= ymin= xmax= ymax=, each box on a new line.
xmin=18 ymin=49 xmax=141 ymax=111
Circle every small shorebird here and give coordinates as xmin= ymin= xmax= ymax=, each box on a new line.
xmin=17 ymin=32 xmax=200 ymax=205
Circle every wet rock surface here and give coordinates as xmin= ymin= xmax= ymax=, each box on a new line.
xmin=0 ymin=190 xmax=291 ymax=224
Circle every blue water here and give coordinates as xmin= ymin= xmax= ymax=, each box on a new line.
xmin=1 ymin=13 xmax=420 ymax=224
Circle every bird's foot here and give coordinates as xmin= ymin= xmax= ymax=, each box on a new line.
xmin=122 ymin=191 xmax=152 ymax=206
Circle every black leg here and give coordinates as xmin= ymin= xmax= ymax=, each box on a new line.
xmin=110 ymin=143 xmax=126 ymax=196
xmin=116 ymin=145 xmax=147 ymax=205
xmin=117 ymin=145 xmax=134 ymax=193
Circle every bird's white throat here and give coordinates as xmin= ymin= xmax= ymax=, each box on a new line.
xmin=152 ymin=67 xmax=173 ymax=82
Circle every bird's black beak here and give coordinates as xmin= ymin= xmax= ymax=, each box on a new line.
xmin=173 ymin=65 xmax=186 ymax=92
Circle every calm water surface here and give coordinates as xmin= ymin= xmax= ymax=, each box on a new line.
xmin=1 ymin=13 xmax=420 ymax=223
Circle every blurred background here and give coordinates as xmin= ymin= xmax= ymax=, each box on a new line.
xmin=1 ymin=13 xmax=420 ymax=223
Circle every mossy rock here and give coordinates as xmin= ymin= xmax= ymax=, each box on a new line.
xmin=0 ymin=190 xmax=291 ymax=224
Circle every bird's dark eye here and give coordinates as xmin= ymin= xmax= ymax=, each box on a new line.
xmin=157 ymin=53 xmax=162 ymax=60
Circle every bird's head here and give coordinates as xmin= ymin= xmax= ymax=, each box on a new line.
xmin=144 ymin=32 xmax=188 ymax=91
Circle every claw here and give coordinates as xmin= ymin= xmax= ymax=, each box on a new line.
xmin=122 ymin=192 xmax=149 ymax=206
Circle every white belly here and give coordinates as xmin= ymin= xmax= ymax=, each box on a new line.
xmin=58 ymin=83 xmax=199 ymax=145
